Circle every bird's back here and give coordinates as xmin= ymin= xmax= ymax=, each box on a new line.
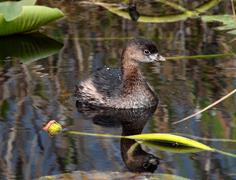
xmin=75 ymin=67 xmax=122 ymax=107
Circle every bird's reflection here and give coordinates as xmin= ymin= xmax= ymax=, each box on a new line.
xmin=76 ymin=102 xmax=159 ymax=173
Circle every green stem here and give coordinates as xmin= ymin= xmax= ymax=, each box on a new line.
xmin=175 ymin=133 xmax=236 ymax=143
xmin=173 ymin=88 xmax=236 ymax=124
xmin=66 ymin=131 xmax=236 ymax=158
xmin=70 ymin=37 xmax=133 ymax=41
xmin=87 ymin=0 xmax=222 ymax=23
xmin=166 ymin=53 xmax=234 ymax=60
xmin=66 ymin=131 xmax=123 ymax=139
xmin=155 ymin=0 xmax=191 ymax=13
xmin=196 ymin=0 xmax=222 ymax=13
xmin=215 ymin=149 xmax=236 ymax=158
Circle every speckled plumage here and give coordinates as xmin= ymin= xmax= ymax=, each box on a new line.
xmin=75 ymin=38 xmax=164 ymax=109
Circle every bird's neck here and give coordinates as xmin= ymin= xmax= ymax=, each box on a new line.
xmin=121 ymin=54 xmax=144 ymax=94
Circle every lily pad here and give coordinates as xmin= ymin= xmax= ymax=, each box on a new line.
xmin=0 ymin=4 xmax=64 ymax=36
xmin=0 ymin=0 xmax=36 ymax=21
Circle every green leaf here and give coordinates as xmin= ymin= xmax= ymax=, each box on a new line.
xmin=66 ymin=131 xmax=236 ymax=157
xmin=202 ymin=15 xmax=236 ymax=35
xmin=127 ymin=133 xmax=214 ymax=151
xmin=0 ymin=33 xmax=63 ymax=62
xmin=0 ymin=0 xmax=36 ymax=21
xmin=0 ymin=5 xmax=64 ymax=36
xmin=140 ymin=141 xmax=205 ymax=153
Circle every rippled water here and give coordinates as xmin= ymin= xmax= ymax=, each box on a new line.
xmin=0 ymin=0 xmax=236 ymax=179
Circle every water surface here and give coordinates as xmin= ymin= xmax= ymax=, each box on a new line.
xmin=0 ymin=0 xmax=236 ymax=179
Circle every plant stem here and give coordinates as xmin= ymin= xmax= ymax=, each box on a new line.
xmin=231 ymin=0 xmax=236 ymax=25
xmin=66 ymin=131 xmax=123 ymax=139
xmin=166 ymin=53 xmax=233 ymax=60
xmin=155 ymin=0 xmax=189 ymax=13
xmin=172 ymin=88 xmax=236 ymax=125
xmin=231 ymin=0 xmax=236 ymax=17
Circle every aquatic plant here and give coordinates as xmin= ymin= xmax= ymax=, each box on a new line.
xmin=202 ymin=15 xmax=236 ymax=35
xmin=43 ymin=120 xmax=216 ymax=154
xmin=173 ymin=88 xmax=236 ymax=124
xmin=58 ymin=130 xmax=236 ymax=158
xmin=202 ymin=0 xmax=236 ymax=35
xmin=80 ymin=0 xmax=221 ymax=23
xmin=0 ymin=0 xmax=64 ymax=36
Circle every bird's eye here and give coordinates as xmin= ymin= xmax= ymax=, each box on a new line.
xmin=143 ymin=162 xmax=149 ymax=169
xmin=144 ymin=49 xmax=150 ymax=55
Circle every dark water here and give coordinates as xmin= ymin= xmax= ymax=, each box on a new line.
xmin=0 ymin=0 xmax=236 ymax=179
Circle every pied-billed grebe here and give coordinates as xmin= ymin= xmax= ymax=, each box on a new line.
xmin=75 ymin=38 xmax=165 ymax=109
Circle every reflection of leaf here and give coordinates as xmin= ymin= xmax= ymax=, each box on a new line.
xmin=0 ymin=5 xmax=64 ymax=36
xmin=0 ymin=0 xmax=36 ymax=21
xmin=0 ymin=33 xmax=63 ymax=62
xmin=202 ymin=15 xmax=236 ymax=34
xmin=127 ymin=133 xmax=214 ymax=152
